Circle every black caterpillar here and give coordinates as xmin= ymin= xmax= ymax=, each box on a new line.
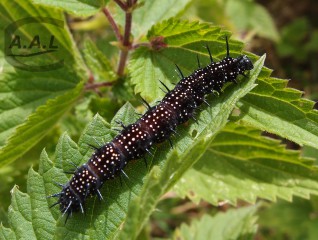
xmin=49 ymin=37 xmax=253 ymax=221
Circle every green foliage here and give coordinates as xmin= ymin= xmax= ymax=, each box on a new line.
xmin=32 ymin=0 xmax=107 ymax=16
xmin=0 ymin=0 xmax=317 ymax=239
xmin=225 ymin=0 xmax=279 ymax=41
xmin=277 ymin=17 xmax=318 ymax=61
xmin=114 ymin=0 xmax=192 ymax=39
xmin=238 ymin=72 xmax=318 ymax=148
xmin=0 ymin=0 xmax=86 ymax=166
xmin=196 ymin=0 xmax=279 ymax=41
xmin=274 ymin=17 xmax=318 ymax=92
xmin=258 ymin=197 xmax=318 ymax=239
xmin=174 ymin=122 xmax=318 ymax=205
xmin=173 ymin=205 xmax=258 ymax=240
xmin=83 ymin=39 xmax=116 ymax=82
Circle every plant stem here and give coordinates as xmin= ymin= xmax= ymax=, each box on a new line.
xmin=86 ymin=1 xmax=138 ymax=91
xmin=116 ymin=0 xmax=135 ymax=76
xmin=85 ymin=81 xmax=114 ymax=90
xmin=114 ymin=0 xmax=127 ymax=10
xmin=102 ymin=8 xmax=123 ymax=42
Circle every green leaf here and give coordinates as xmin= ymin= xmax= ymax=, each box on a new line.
xmin=173 ymin=205 xmax=258 ymax=240
xmin=0 ymin=223 xmax=15 ymax=240
xmin=83 ymin=39 xmax=116 ymax=82
xmin=129 ymin=19 xmax=245 ymax=101
xmin=303 ymin=145 xmax=318 ymax=160
xmin=0 ymin=0 xmax=86 ymax=166
xmin=249 ymin=4 xmax=280 ymax=41
xmin=32 ymin=0 xmax=106 ymax=16
xmin=238 ymin=69 xmax=318 ymax=148
xmin=110 ymin=102 xmax=138 ymax=128
xmin=115 ymin=0 xmax=192 ymax=39
xmin=225 ymin=0 xmax=279 ymax=41
xmin=0 ymin=82 xmax=83 ymax=167
xmin=0 ymin=55 xmax=261 ymax=239
xmin=174 ymin=122 xmax=318 ymax=206
xmin=131 ymin=0 xmax=192 ymax=39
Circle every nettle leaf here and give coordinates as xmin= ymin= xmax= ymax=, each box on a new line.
xmin=114 ymin=0 xmax=192 ymax=40
xmin=32 ymin=0 xmax=107 ymax=16
xmin=129 ymin=19 xmax=244 ymax=102
xmin=173 ymin=205 xmax=258 ymax=240
xmin=0 ymin=0 xmax=86 ymax=166
xmin=0 ymin=83 xmax=83 ymax=168
xmin=83 ymin=39 xmax=116 ymax=82
xmin=130 ymin=0 xmax=192 ymax=39
xmin=0 ymin=56 xmax=262 ymax=239
xmin=174 ymin=122 xmax=318 ymax=206
xmin=238 ymin=69 xmax=318 ymax=148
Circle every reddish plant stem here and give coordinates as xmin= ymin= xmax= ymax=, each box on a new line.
xmin=123 ymin=7 xmax=132 ymax=46
xmin=102 ymin=8 xmax=123 ymax=42
xmin=86 ymin=1 xmax=138 ymax=90
xmin=116 ymin=0 xmax=134 ymax=76
xmin=114 ymin=0 xmax=127 ymax=10
xmin=85 ymin=81 xmax=114 ymax=90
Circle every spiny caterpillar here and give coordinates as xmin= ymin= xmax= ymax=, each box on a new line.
xmin=49 ymin=36 xmax=253 ymax=222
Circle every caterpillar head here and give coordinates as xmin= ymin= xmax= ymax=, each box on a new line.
xmin=237 ymin=55 xmax=253 ymax=72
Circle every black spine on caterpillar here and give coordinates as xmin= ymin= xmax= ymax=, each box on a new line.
xmin=50 ymin=37 xmax=254 ymax=221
